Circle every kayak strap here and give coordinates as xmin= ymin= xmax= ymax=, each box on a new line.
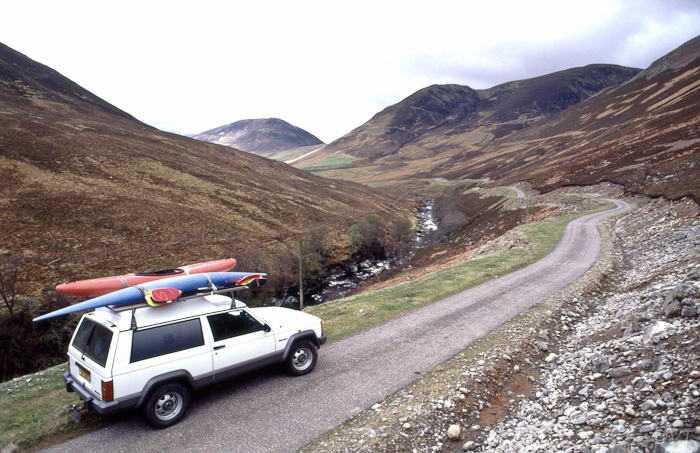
xmin=195 ymin=273 xmax=218 ymax=294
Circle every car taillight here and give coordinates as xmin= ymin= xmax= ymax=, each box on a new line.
xmin=67 ymin=354 xmax=71 ymax=375
xmin=101 ymin=380 xmax=114 ymax=402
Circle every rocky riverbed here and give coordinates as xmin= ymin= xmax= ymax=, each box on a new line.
xmin=302 ymin=195 xmax=700 ymax=453
xmin=280 ymin=198 xmax=439 ymax=306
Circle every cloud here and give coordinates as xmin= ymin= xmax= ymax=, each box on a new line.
xmin=401 ymin=1 xmax=699 ymax=90
xmin=1 ymin=0 xmax=699 ymax=142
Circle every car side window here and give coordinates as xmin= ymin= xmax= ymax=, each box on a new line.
xmin=207 ymin=310 xmax=264 ymax=342
xmin=131 ymin=319 xmax=205 ymax=363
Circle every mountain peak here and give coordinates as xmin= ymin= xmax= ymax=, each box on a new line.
xmin=298 ymin=64 xmax=641 ymax=165
xmin=193 ymin=118 xmax=323 ymax=156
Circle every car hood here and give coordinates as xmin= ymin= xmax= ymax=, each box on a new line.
xmin=251 ymin=307 xmax=321 ymax=331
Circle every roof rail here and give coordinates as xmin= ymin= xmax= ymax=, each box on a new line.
xmin=106 ymin=286 xmax=249 ymax=314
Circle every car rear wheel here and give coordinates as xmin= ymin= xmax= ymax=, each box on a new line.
xmin=285 ymin=341 xmax=318 ymax=376
xmin=143 ymin=382 xmax=190 ymax=429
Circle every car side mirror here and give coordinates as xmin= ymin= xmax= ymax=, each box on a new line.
xmin=263 ymin=324 xmax=271 ymax=332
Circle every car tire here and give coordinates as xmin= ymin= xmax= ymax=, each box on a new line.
xmin=143 ymin=382 xmax=190 ymax=429
xmin=285 ymin=340 xmax=318 ymax=376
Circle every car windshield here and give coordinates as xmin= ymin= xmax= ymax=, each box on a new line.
xmin=72 ymin=318 xmax=113 ymax=367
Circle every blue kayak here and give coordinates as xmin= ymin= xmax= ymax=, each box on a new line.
xmin=33 ymin=272 xmax=266 ymax=322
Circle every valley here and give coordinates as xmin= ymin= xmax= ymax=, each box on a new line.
xmin=18 ymin=189 xmax=625 ymax=453
xmin=0 ymin=31 xmax=699 ymax=453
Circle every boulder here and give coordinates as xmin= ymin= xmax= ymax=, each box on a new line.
xmin=608 ymin=367 xmax=632 ymax=379
xmin=447 ymin=424 xmax=461 ymax=441
xmin=643 ymin=321 xmax=675 ymax=344
xmin=664 ymin=299 xmax=682 ymax=317
xmin=664 ymin=283 xmax=700 ymax=318
xmin=682 ymin=305 xmax=698 ymax=317
xmin=652 ymin=440 xmax=700 ymax=453
xmin=462 ymin=440 xmax=476 ymax=451
xmin=593 ymin=356 xmax=613 ymax=373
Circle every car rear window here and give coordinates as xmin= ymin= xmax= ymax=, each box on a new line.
xmin=131 ymin=319 xmax=205 ymax=363
xmin=72 ymin=318 xmax=113 ymax=367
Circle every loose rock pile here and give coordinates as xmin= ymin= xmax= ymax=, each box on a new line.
xmin=302 ymin=196 xmax=699 ymax=453
xmin=477 ymin=197 xmax=699 ymax=453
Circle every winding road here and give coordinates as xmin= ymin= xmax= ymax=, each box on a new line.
xmin=509 ymin=186 xmax=526 ymax=198
xmin=45 ymin=199 xmax=630 ymax=453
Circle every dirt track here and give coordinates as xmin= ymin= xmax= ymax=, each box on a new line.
xmin=42 ymin=200 xmax=630 ymax=453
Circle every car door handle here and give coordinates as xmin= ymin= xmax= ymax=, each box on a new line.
xmin=214 ymin=345 xmax=225 ymax=350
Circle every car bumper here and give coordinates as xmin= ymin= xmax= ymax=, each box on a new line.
xmin=318 ymin=334 xmax=327 ymax=346
xmin=64 ymin=372 xmax=137 ymax=415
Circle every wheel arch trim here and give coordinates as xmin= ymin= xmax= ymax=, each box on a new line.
xmin=136 ymin=370 xmax=198 ymax=408
xmin=280 ymin=330 xmax=320 ymax=362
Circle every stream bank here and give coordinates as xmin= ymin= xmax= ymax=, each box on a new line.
xmin=273 ymin=198 xmax=438 ymax=307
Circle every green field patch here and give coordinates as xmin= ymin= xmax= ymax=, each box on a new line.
xmin=298 ymin=155 xmax=359 ymax=172
xmin=311 ymin=165 xmax=383 ymax=180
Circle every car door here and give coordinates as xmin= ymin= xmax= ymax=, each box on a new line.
xmin=206 ymin=309 xmax=277 ymax=381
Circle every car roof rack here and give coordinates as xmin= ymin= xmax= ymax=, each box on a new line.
xmin=105 ymin=286 xmax=251 ymax=329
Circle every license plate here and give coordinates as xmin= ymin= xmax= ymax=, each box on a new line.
xmin=77 ymin=364 xmax=91 ymax=383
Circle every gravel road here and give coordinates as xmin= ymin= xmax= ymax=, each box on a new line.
xmin=44 ymin=200 xmax=630 ymax=453
xmin=508 ymin=186 xmax=526 ymax=198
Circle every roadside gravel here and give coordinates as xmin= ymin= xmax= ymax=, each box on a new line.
xmin=301 ymin=195 xmax=700 ymax=453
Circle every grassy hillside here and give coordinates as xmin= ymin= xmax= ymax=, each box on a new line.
xmin=0 ymin=43 xmax=416 ymax=298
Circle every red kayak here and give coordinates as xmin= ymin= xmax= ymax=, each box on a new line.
xmin=56 ymin=258 xmax=237 ymax=297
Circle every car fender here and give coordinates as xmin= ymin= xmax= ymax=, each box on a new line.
xmin=136 ymin=370 xmax=198 ymax=407
xmin=281 ymin=330 xmax=322 ymax=362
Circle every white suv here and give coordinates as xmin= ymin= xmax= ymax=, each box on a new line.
xmin=64 ymin=294 xmax=326 ymax=428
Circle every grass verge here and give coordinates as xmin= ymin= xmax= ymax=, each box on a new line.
xmin=0 ymin=364 xmax=81 ymax=450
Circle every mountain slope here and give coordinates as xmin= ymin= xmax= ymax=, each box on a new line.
xmin=0 ymin=43 xmax=413 ymax=294
xmin=192 ymin=118 xmax=323 ymax=157
xmin=0 ymin=43 xmax=133 ymax=121
xmin=434 ymin=35 xmax=700 ymax=203
xmin=293 ymin=36 xmax=700 ymax=204
xmin=294 ymin=64 xmax=640 ymax=175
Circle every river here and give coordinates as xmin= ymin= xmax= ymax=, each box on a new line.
xmin=273 ymin=198 xmax=438 ymax=307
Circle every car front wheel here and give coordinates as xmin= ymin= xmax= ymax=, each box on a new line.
xmin=143 ymin=383 xmax=190 ymax=429
xmin=285 ymin=341 xmax=318 ymax=376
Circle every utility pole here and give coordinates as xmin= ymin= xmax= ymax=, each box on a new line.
xmin=299 ymin=238 xmax=304 ymax=310
xmin=526 ymin=204 xmax=529 ymax=224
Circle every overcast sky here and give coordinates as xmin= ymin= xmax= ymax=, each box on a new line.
xmin=1 ymin=0 xmax=699 ymax=143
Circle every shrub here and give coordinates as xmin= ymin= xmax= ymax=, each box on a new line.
xmin=299 ymin=225 xmax=332 ymax=285
xmin=348 ymin=214 xmax=386 ymax=260
xmin=389 ymin=217 xmax=415 ymax=260
xmin=0 ymin=288 xmax=75 ymax=382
